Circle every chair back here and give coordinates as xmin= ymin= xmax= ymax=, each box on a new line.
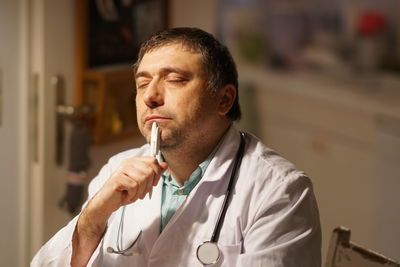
xmin=325 ymin=227 xmax=400 ymax=267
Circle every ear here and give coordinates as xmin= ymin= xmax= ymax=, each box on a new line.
xmin=218 ymin=84 xmax=236 ymax=116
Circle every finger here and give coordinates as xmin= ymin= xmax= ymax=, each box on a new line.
xmin=125 ymin=163 xmax=154 ymax=199
xmin=137 ymin=159 xmax=165 ymax=198
xmin=145 ymin=173 xmax=154 ymax=198
xmin=119 ymin=157 xmax=166 ymax=198
xmin=136 ymin=167 xmax=155 ymax=200
xmin=153 ymin=162 xmax=168 ymax=186
xmin=114 ymin=174 xmax=140 ymax=204
xmin=140 ymin=175 xmax=154 ymax=200
xmin=146 ymin=159 xmax=167 ymax=186
xmin=124 ymin=157 xmax=165 ymax=178
xmin=121 ymin=160 xmax=149 ymax=184
xmin=128 ymin=158 xmax=161 ymax=190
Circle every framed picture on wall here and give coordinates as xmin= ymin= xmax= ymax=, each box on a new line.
xmin=133 ymin=0 xmax=168 ymax=48
xmin=74 ymin=0 xmax=168 ymax=144
xmin=86 ymin=0 xmax=168 ymax=69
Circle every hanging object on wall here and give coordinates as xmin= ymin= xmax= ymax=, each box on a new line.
xmin=59 ymin=119 xmax=91 ymax=214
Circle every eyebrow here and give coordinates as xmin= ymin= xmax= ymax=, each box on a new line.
xmin=135 ymin=67 xmax=193 ymax=80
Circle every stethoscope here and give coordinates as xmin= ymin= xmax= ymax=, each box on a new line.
xmin=107 ymin=132 xmax=246 ymax=265
xmin=106 ymin=205 xmax=142 ymax=256
xmin=196 ymin=132 xmax=246 ymax=265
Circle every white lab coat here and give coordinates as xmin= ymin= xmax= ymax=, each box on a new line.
xmin=32 ymin=126 xmax=321 ymax=267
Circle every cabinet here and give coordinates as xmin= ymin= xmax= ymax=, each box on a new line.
xmin=239 ymin=64 xmax=400 ymax=262
xmin=257 ymin=87 xmax=375 ymax=258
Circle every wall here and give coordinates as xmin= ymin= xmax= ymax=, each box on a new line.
xmin=0 ymin=0 xmax=22 ymax=266
xmin=169 ymin=0 xmax=218 ymax=34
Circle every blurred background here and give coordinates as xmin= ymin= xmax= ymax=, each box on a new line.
xmin=1 ymin=0 xmax=400 ymax=266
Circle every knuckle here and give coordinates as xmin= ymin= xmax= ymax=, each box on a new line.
xmin=111 ymin=182 xmax=122 ymax=192
xmin=135 ymin=179 xmax=143 ymax=188
xmin=112 ymin=184 xmax=119 ymax=191
xmin=149 ymin=157 xmax=158 ymax=165
xmin=128 ymin=196 xmax=137 ymax=203
xmin=139 ymin=172 xmax=151 ymax=184
xmin=130 ymin=179 xmax=139 ymax=188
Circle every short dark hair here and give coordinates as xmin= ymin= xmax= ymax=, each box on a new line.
xmin=133 ymin=27 xmax=241 ymax=121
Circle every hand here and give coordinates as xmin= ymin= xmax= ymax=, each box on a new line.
xmin=72 ymin=157 xmax=168 ymax=267
xmin=89 ymin=157 xmax=168 ymax=216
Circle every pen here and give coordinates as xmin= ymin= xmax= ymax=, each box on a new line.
xmin=149 ymin=122 xmax=160 ymax=199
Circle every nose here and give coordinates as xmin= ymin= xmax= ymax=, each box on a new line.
xmin=143 ymin=81 xmax=164 ymax=108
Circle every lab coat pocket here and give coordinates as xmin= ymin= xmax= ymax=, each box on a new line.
xmin=215 ymin=242 xmax=242 ymax=267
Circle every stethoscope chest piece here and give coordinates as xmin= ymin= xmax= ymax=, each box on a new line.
xmin=196 ymin=241 xmax=220 ymax=265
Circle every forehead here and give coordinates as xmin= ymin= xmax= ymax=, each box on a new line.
xmin=136 ymin=44 xmax=204 ymax=74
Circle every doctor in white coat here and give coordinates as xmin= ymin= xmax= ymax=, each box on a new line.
xmin=32 ymin=27 xmax=321 ymax=267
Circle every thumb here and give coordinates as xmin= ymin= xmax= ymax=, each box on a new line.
xmin=153 ymin=162 xmax=168 ymax=186
xmin=159 ymin=162 xmax=168 ymax=172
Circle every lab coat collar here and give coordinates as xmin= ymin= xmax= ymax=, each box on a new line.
xmin=201 ymin=124 xmax=241 ymax=183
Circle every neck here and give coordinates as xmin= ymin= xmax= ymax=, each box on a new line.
xmin=162 ymin=123 xmax=231 ymax=186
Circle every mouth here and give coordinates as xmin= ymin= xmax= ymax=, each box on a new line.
xmin=144 ymin=115 xmax=172 ymax=124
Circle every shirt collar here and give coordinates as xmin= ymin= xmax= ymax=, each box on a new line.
xmin=161 ymin=137 xmax=221 ymax=189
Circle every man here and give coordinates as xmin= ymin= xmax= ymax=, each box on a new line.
xmin=32 ymin=27 xmax=321 ymax=267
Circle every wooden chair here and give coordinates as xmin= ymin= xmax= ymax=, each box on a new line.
xmin=325 ymin=227 xmax=400 ymax=267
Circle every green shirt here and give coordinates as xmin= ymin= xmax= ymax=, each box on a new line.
xmin=160 ymin=153 xmax=215 ymax=231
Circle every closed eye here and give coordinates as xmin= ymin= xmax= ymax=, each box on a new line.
xmin=165 ymin=75 xmax=188 ymax=85
xmin=136 ymin=78 xmax=151 ymax=89
xmin=168 ymin=79 xmax=187 ymax=83
xmin=137 ymin=82 xmax=149 ymax=89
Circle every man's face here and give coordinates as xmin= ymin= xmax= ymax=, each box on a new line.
xmin=135 ymin=43 xmax=221 ymax=150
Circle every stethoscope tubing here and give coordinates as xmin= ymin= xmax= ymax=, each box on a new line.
xmin=210 ymin=132 xmax=246 ymax=243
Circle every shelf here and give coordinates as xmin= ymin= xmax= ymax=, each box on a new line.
xmin=82 ymin=67 xmax=141 ymax=145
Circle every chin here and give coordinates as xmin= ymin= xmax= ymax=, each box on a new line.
xmin=138 ymin=127 xmax=150 ymax=143
xmin=159 ymin=131 xmax=185 ymax=151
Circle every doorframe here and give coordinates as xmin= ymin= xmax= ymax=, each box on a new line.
xmin=20 ymin=1 xmax=77 ymax=264
xmin=18 ymin=0 xmax=49 ymax=264
xmin=17 ymin=0 xmax=32 ymax=265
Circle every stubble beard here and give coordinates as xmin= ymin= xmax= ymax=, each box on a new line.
xmin=159 ymin=126 xmax=187 ymax=151
xmin=140 ymin=122 xmax=188 ymax=152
